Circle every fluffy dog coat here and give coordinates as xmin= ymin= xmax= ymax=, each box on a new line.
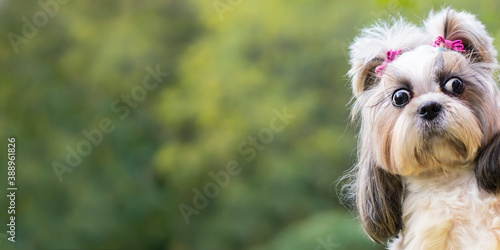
xmin=346 ymin=8 xmax=500 ymax=249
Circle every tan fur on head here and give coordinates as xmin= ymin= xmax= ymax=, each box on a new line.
xmin=425 ymin=8 xmax=498 ymax=64
xmin=344 ymin=8 xmax=500 ymax=248
xmin=348 ymin=19 xmax=429 ymax=95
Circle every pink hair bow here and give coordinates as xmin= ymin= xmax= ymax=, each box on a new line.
xmin=432 ymin=36 xmax=466 ymax=52
xmin=375 ymin=49 xmax=401 ymax=76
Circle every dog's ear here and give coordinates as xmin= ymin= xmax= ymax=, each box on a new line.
xmin=349 ymin=19 xmax=428 ymax=95
xmin=424 ymin=8 xmax=497 ymax=65
xmin=476 ymin=134 xmax=500 ymax=194
xmin=356 ymin=161 xmax=403 ymax=244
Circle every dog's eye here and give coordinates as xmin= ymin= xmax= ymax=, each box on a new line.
xmin=392 ymin=89 xmax=411 ymax=107
xmin=444 ymin=77 xmax=464 ymax=94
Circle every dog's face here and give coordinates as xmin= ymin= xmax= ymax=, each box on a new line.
xmin=365 ymin=44 xmax=495 ymax=176
xmin=346 ymin=8 xmax=500 ymax=244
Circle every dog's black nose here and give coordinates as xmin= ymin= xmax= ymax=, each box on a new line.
xmin=418 ymin=102 xmax=442 ymax=120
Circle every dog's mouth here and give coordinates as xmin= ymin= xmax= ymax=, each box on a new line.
xmin=417 ymin=106 xmax=480 ymax=163
xmin=420 ymin=122 xmax=445 ymax=138
xmin=391 ymin=116 xmax=479 ymax=176
xmin=412 ymin=128 xmax=476 ymax=171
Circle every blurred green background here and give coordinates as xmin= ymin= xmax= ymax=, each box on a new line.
xmin=1 ymin=0 xmax=500 ymax=249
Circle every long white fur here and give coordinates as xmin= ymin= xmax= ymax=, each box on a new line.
xmin=390 ymin=168 xmax=500 ymax=249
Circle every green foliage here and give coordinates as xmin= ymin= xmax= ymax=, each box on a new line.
xmin=0 ymin=0 xmax=499 ymax=249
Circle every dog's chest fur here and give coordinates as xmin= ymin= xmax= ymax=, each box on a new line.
xmin=389 ymin=167 xmax=500 ymax=249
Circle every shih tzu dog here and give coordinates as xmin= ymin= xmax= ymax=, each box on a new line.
xmin=345 ymin=8 xmax=500 ymax=249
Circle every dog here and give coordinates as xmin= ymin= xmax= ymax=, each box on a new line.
xmin=345 ymin=8 xmax=500 ymax=249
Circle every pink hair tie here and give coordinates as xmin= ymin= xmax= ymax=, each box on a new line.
xmin=375 ymin=49 xmax=402 ymax=76
xmin=432 ymin=36 xmax=466 ymax=52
